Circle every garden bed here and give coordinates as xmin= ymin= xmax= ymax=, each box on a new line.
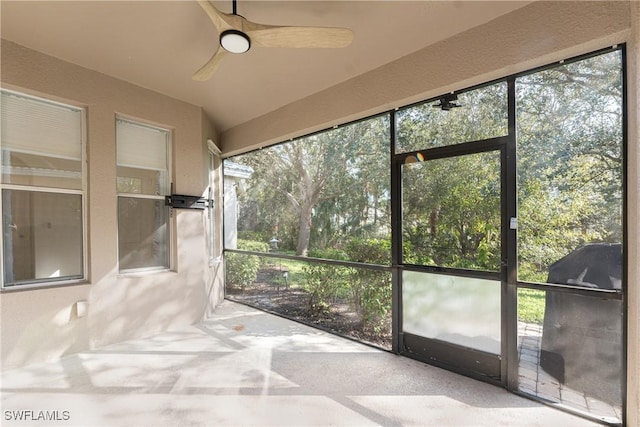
xmin=226 ymin=266 xmax=392 ymax=350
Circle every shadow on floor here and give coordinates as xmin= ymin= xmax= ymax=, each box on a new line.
xmin=1 ymin=301 xmax=602 ymax=427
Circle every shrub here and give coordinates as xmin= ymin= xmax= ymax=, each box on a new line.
xmin=348 ymin=269 xmax=391 ymax=334
xmin=237 ymin=239 xmax=269 ymax=252
xmin=225 ymin=252 xmax=260 ymax=289
xmin=237 ymin=230 xmax=268 ymax=243
xmin=308 ymin=248 xmax=348 ymax=261
xmin=302 ymin=262 xmax=348 ymax=316
xmin=302 ymin=248 xmax=348 ymax=315
xmin=225 ymin=240 xmax=269 ymax=289
xmin=344 ymin=238 xmax=390 ymax=264
xmin=344 ymin=238 xmax=392 ymax=333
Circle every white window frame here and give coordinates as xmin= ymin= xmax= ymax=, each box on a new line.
xmin=0 ymin=89 xmax=88 ymax=290
xmin=115 ymin=116 xmax=172 ymax=274
xmin=207 ymin=139 xmax=222 ymax=266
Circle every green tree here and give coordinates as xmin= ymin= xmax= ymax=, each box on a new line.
xmin=516 ymin=50 xmax=623 ymax=281
xmin=231 ymin=115 xmax=391 ymax=258
xmin=402 ymin=151 xmax=501 ymax=270
xmin=398 ymin=84 xmax=506 ymax=270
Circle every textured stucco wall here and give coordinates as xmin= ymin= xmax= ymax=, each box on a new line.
xmin=0 ymin=40 xmax=219 ymax=369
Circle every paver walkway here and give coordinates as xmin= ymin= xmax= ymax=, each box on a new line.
xmin=517 ymin=321 xmax=622 ymax=424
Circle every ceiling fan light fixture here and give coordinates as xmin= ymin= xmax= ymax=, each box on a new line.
xmin=220 ymin=30 xmax=251 ymax=54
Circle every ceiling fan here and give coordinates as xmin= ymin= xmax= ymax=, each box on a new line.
xmin=193 ymin=0 xmax=354 ymax=81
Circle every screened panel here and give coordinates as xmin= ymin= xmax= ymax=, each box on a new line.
xmin=224 ymin=115 xmax=391 ymax=262
xmin=516 ymin=50 xmax=623 ymax=286
xmin=395 ymin=83 xmax=508 ymax=153
xmin=2 ymin=189 xmax=83 ymax=285
xmin=517 ymin=287 xmax=622 ymax=422
xmin=401 ymin=151 xmax=501 ymax=271
xmin=402 ymin=270 xmax=501 ymax=354
xmin=225 ymin=253 xmax=392 ymax=350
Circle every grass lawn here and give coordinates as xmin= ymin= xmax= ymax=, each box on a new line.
xmin=518 ymin=288 xmax=546 ymax=325
xmin=262 ymin=257 xmax=307 ymax=287
xmin=251 ymin=253 xmax=548 ymax=326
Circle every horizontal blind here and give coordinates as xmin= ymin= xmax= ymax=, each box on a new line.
xmin=116 ymin=119 xmax=168 ymax=171
xmin=1 ymin=91 xmax=82 ymax=160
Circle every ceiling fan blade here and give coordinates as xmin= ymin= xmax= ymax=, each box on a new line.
xmin=197 ymin=0 xmax=238 ymax=32
xmin=193 ymin=0 xmax=354 ymax=80
xmin=193 ymin=49 xmax=227 ymax=81
xmin=247 ymin=26 xmax=354 ymax=49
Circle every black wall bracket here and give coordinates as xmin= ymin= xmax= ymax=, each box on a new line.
xmin=165 ymin=194 xmax=211 ymax=210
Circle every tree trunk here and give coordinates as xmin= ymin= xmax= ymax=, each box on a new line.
xmin=296 ymin=201 xmax=314 ymax=256
xmin=430 ymin=208 xmax=438 ymax=238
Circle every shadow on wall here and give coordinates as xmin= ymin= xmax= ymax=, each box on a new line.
xmin=0 ymin=285 xmax=92 ymax=369
xmin=1 ymin=209 xmax=220 ymax=370
xmin=203 ymin=259 xmax=224 ymax=319
xmin=87 ymin=210 xmax=210 ymax=350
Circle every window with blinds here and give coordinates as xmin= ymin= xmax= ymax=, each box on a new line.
xmin=0 ymin=90 xmax=86 ymax=288
xmin=116 ymin=117 xmax=171 ymax=272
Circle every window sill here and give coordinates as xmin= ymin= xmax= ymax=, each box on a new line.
xmin=117 ymin=267 xmax=175 ymax=278
xmin=1 ymin=279 xmax=89 ymax=293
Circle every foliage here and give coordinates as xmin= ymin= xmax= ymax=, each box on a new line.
xmin=344 ymin=238 xmax=392 ymax=332
xmin=302 ymin=241 xmax=392 ymax=332
xmin=402 ymin=151 xmax=501 ymax=270
xmin=398 ymin=83 xmax=506 ymax=271
xmin=396 ymin=83 xmax=508 ymax=152
xmin=302 ymin=262 xmax=348 ymax=316
xmin=231 ymin=115 xmax=391 ymax=257
xmin=308 ymin=248 xmax=348 ymax=261
xmin=237 ymin=239 xmax=269 ymax=253
xmin=225 ymin=252 xmax=260 ymax=289
xmin=225 ymin=240 xmax=269 ymax=289
xmin=344 ymin=238 xmax=390 ymax=264
xmin=225 ymin=50 xmax=623 ymax=336
xmin=237 ymin=230 xmax=269 ymax=245
xmin=515 ymin=51 xmax=623 ymax=281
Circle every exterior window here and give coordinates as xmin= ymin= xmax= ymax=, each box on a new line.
xmin=1 ymin=90 xmax=86 ymax=288
xmin=116 ymin=118 xmax=171 ymax=272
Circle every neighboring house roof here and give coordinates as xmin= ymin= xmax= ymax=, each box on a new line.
xmin=223 ymin=161 xmax=253 ymax=179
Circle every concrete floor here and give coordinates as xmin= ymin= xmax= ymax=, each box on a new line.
xmin=1 ymin=301 xmax=602 ymax=427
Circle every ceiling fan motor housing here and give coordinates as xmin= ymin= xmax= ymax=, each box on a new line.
xmin=220 ymin=29 xmax=251 ymax=54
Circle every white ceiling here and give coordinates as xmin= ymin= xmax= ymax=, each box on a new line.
xmin=1 ymin=1 xmax=531 ymax=133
